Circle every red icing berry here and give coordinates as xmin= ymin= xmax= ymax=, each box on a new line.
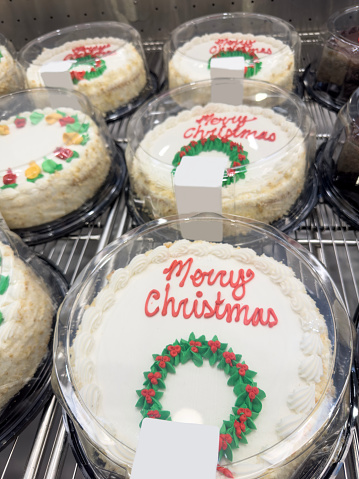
xmin=219 ymin=434 xmax=232 ymax=451
xmin=156 ymin=355 xmax=170 ymax=369
xmin=209 ymin=134 xmax=217 ymax=142
xmin=167 ymin=345 xmax=181 ymax=357
xmin=216 ymin=466 xmax=234 ymax=478
xmin=59 ymin=116 xmax=76 ymax=127
xmin=147 ymin=372 xmax=162 ymax=385
xmin=223 ymin=351 xmax=236 ymax=366
xmin=190 ymin=141 xmax=197 ymax=147
xmin=236 ymin=363 xmax=249 ymax=376
xmin=3 ymin=169 xmax=16 ymax=185
xmin=200 ymin=137 xmax=207 ymax=145
xmin=179 ymin=151 xmax=186 ymax=158
xmin=14 ymin=117 xmax=26 ymax=128
xmin=245 ymin=385 xmax=259 ymax=401
xmin=141 ymin=388 xmax=156 ymax=404
xmin=237 ymin=407 xmax=252 ymax=418
xmin=227 ymin=168 xmax=235 ymax=177
xmin=147 ymin=410 xmax=161 ymax=419
xmin=208 ymin=340 xmax=221 ymax=353
xmin=54 ymin=146 xmax=73 ymax=160
xmin=70 ymin=71 xmax=86 ymax=83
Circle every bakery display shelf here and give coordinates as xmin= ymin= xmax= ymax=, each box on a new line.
xmin=0 ymin=34 xmax=357 ymax=479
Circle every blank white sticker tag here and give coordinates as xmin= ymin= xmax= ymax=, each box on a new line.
xmin=40 ymin=61 xmax=75 ymax=89
xmin=210 ymin=56 xmax=244 ymax=105
xmin=40 ymin=61 xmax=82 ymax=109
xmin=174 ymin=155 xmax=227 ymax=241
xmin=131 ymin=419 xmax=219 ymax=479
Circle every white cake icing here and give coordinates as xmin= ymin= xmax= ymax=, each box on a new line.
xmin=0 ymin=106 xmax=111 ymax=229
xmin=0 ymin=241 xmax=53 ymax=410
xmin=0 ymin=46 xmax=24 ymax=96
xmin=127 ymin=103 xmax=307 ymax=224
xmin=71 ymin=240 xmax=332 ymax=478
xmin=169 ymin=33 xmax=295 ymax=90
xmin=25 ymin=37 xmax=147 ymax=114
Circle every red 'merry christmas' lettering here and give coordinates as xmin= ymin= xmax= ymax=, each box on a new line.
xmin=209 ymin=38 xmax=273 ymax=56
xmin=144 ymin=258 xmax=279 ymax=327
xmin=183 ymin=114 xmax=276 ymax=143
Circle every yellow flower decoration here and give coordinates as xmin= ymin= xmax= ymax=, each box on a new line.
xmin=63 ymin=132 xmax=83 ymax=145
xmin=45 ymin=113 xmax=63 ymax=125
xmin=25 ymin=161 xmax=41 ymax=180
xmin=0 ymin=125 xmax=10 ymax=136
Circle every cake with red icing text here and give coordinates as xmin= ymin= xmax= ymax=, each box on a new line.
xmin=126 ymin=99 xmax=313 ymax=224
xmin=166 ymin=13 xmax=299 ymax=92
xmin=23 ymin=36 xmax=147 ymax=114
xmin=69 ymin=238 xmax=333 ymax=478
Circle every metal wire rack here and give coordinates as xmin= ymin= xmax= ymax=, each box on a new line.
xmin=0 ymin=35 xmax=358 ymax=479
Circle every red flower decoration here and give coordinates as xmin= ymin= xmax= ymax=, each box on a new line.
xmin=14 ymin=117 xmax=26 ymax=128
xmin=219 ymin=433 xmax=232 ymax=451
xmin=184 ymin=145 xmax=191 ymax=152
xmin=179 ymin=151 xmax=186 ymax=158
xmin=221 ymin=137 xmax=229 ymax=143
xmin=54 ymin=146 xmax=73 ymax=160
xmin=147 ymin=372 xmax=162 ymax=385
xmin=200 ymin=137 xmax=207 ymax=146
xmin=190 ymin=141 xmax=197 ymax=147
xmin=245 ymin=385 xmax=259 ymax=401
xmin=59 ymin=116 xmax=76 ymax=127
xmin=223 ymin=351 xmax=236 ymax=366
xmin=209 ymin=134 xmax=217 ymax=142
xmin=167 ymin=344 xmax=181 ymax=357
xmin=155 ymin=355 xmax=170 ymax=368
xmin=208 ymin=340 xmax=221 ymax=353
xmin=236 ymin=363 xmax=249 ymax=376
xmin=141 ymin=388 xmax=156 ymax=404
xmin=147 ymin=410 xmax=161 ymax=419
xmin=3 ymin=168 xmax=16 ymax=185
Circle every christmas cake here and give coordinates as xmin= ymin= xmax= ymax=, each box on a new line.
xmin=0 ymin=106 xmax=111 ymax=229
xmin=24 ymin=37 xmax=147 ymax=114
xmin=0 ymin=241 xmax=53 ymax=410
xmin=0 ymin=45 xmax=24 ymax=96
xmin=127 ymin=102 xmax=309 ymax=224
xmin=70 ymin=239 xmax=332 ymax=478
xmin=168 ymin=33 xmax=295 ymax=90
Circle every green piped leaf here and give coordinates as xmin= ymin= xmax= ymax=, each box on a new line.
xmin=0 ymin=275 xmax=9 ymax=294
xmin=30 ymin=111 xmax=44 ymax=125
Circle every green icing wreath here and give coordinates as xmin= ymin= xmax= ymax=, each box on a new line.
xmin=172 ymin=136 xmax=249 ymax=187
xmin=69 ymin=55 xmax=107 ymax=84
xmin=208 ymin=48 xmax=262 ymax=78
xmin=136 ymin=332 xmax=265 ymax=462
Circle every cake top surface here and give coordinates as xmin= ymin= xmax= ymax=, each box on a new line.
xmin=0 ymin=106 xmax=98 ymax=188
xmin=70 ymin=239 xmax=333 ymax=473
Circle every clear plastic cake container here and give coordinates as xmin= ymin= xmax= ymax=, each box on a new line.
xmin=125 ymin=79 xmax=317 ymax=231
xmin=307 ymin=6 xmax=359 ymax=111
xmin=18 ymin=22 xmax=152 ymax=118
xmin=0 ymin=32 xmax=25 ymax=97
xmin=164 ymin=12 xmax=301 ymax=91
xmin=0 ymin=220 xmax=67 ymax=448
xmin=0 ymin=87 xmax=124 ymax=244
xmin=318 ymin=86 xmax=359 ymax=227
xmin=53 ymin=213 xmax=353 ymax=479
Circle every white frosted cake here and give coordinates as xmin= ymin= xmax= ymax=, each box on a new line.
xmin=0 ymin=46 xmax=23 ymax=96
xmin=71 ymin=239 xmax=332 ymax=478
xmin=0 ymin=106 xmax=111 ymax=229
xmin=26 ymin=38 xmax=147 ymax=114
xmin=0 ymin=241 xmax=53 ymax=410
xmin=168 ymin=33 xmax=295 ymax=90
xmin=127 ymin=103 xmax=307 ymax=224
